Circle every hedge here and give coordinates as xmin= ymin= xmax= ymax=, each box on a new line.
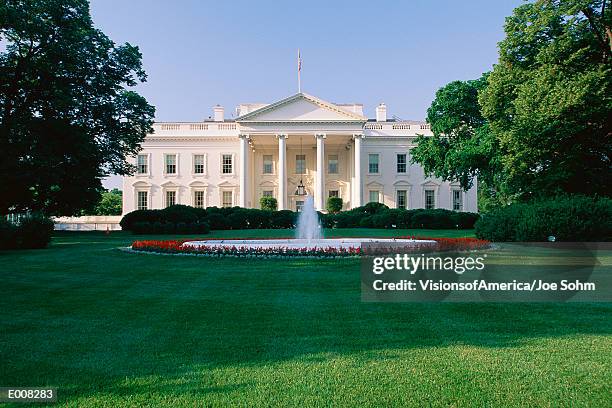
xmin=0 ymin=214 xmax=54 ymax=249
xmin=474 ymin=195 xmax=612 ymax=242
xmin=120 ymin=204 xmax=478 ymax=233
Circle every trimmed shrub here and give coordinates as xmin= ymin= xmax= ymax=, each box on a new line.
xmin=15 ymin=215 xmax=54 ymax=249
xmin=0 ymin=219 xmax=17 ymax=249
xmin=270 ymin=210 xmax=296 ymax=229
xmin=260 ymin=196 xmax=278 ymax=211
xmin=475 ymin=195 xmax=612 ymax=242
xmin=326 ymin=197 xmax=343 ymax=213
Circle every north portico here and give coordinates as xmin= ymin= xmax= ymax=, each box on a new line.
xmin=122 ymin=93 xmax=477 ymax=214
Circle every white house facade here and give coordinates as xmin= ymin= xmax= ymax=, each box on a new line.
xmin=122 ymin=93 xmax=477 ymax=214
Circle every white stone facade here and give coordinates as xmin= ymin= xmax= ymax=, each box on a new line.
xmin=122 ymin=93 xmax=477 ymax=214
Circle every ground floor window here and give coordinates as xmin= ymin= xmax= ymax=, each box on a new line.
xmin=222 ymin=191 xmax=233 ymax=208
xmin=369 ymin=190 xmax=380 ymax=203
xmin=165 ymin=191 xmax=176 ymax=207
xmin=194 ymin=190 xmax=205 ymax=208
xmin=396 ymin=190 xmax=407 ymax=209
xmin=425 ymin=189 xmax=435 ymax=209
xmin=137 ymin=191 xmax=148 ymax=210
xmin=262 ymin=190 xmax=274 ymax=197
xmin=452 ymin=190 xmax=463 ymax=211
xmin=329 ymin=190 xmax=339 ymax=198
xmin=296 ymin=200 xmax=304 ymax=212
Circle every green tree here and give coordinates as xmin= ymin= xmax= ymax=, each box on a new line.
xmin=479 ymin=0 xmax=611 ymax=200
xmin=412 ymin=0 xmax=611 ymax=206
xmin=92 ymin=188 xmax=122 ymax=215
xmin=0 ymin=0 xmax=155 ymax=215
xmin=326 ymin=196 xmax=343 ymax=213
xmin=410 ymin=75 xmax=508 ymax=211
xmin=260 ymin=196 xmax=278 ymax=211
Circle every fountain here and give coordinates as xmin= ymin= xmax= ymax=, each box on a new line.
xmin=183 ymin=195 xmax=435 ymax=252
xmin=296 ymin=195 xmax=321 ymax=242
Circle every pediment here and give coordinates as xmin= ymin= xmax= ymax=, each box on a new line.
xmin=236 ymin=93 xmax=366 ymax=122
xmin=189 ymin=180 xmax=209 ymax=187
xmin=393 ymin=180 xmax=412 ymax=187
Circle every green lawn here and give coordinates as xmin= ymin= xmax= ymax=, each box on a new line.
xmin=1 ymin=230 xmax=611 ymax=407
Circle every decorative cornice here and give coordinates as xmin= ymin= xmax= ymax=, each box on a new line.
xmin=236 ymin=92 xmax=367 ymax=122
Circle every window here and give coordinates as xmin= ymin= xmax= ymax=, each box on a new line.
xmin=193 ymin=154 xmax=205 ymax=174
xmin=165 ymin=154 xmax=177 ymax=174
xmin=296 ymin=200 xmax=304 ymax=212
xmin=222 ymin=191 xmax=233 ymax=208
xmin=263 ymin=155 xmax=273 ymax=174
xmin=329 ymin=190 xmax=339 ymax=198
xmin=222 ymin=154 xmax=233 ymax=174
xmin=262 ymin=190 xmax=273 ymax=197
xmin=166 ymin=190 xmax=176 ymax=207
xmin=425 ymin=189 xmax=435 ymax=209
xmin=137 ymin=191 xmax=148 ymax=210
xmin=396 ymin=153 xmax=407 ymax=173
xmin=397 ymin=190 xmax=407 ymax=209
xmin=368 ymin=154 xmax=379 ymax=174
xmin=194 ymin=191 xmax=205 ymax=208
xmin=328 ymin=155 xmax=338 ymax=174
xmin=452 ymin=190 xmax=463 ymax=211
xmin=296 ymin=154 xmax=306 ymax=174
xmin=137 ymin=154 xmax=148 ymax=174
xmin=369 ymin=190 xmax=380 ymax=203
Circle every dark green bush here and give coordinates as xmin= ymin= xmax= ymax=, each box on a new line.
xmin=475 ymin=195 xmax=612 ymax=242
xmin=0 ymin=219 xmax=17 ymax=249
xmin=120 ymin=203 xmax=478 ymax=232
xmin=15 ymin=215 xmax=54 ymax=249
xmin=326 ymin=197 xmax=343 ymax=213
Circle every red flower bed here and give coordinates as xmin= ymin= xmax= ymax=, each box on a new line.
xmin=130 ymin=237 xmax=490 ymax=258
xmin=130 ymin=239 xmax=361 ymax=258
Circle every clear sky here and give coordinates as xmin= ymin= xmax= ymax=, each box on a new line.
xmin=94 ymin=0 xmax=523 ymax=188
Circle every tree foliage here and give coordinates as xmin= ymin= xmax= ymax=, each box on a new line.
xmin=91 ymin=188 xmax=122 ymax=215
xmin=0 ymin=0 xmax=155 ymax=215
xmin=482 ymin=0 xmax=611 ymax=199
xmin=411 ymin=0 xmax=611 ymax=206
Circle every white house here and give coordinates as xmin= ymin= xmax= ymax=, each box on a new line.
xmin=122 ymin=93 xmax=477 ymax=214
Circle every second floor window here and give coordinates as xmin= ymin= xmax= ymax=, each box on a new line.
xmin=165 ymin=154 xmax=177 ymax=174
xmin=137 ymin=154 xmax=148 ymax=174
xmin=425 ymin=189 xmax=435 ymax=209
xmin=193 ymin=155 xmax=205 ymax=174
xmin=328 ymin=155 xmax=338 ymax=174
xmin=263 ymin=155 xmax=273 ymax=174
xmin=368 ymin=154 xmax=379 ymax=174
xmin=222 ymin=154 xmax=233 ymax=174
xmin=296 ymin=154 xmax=306 ymax=174
xmin=397 ymin=153 xmax=407 ymax=173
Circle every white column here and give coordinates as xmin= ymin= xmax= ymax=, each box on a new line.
xmin=277 ymin=134 xmax=287 ymax=210
xmin=315 ymin=133 xmax=326 ymax=211
xmin=353 ymin=134 xmax=363 ymax=208
xmin=239 ymin=134 xmax=249 ymax=207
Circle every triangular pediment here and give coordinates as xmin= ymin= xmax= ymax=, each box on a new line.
xmin=236 ymin=93 xmax=366 ymax=122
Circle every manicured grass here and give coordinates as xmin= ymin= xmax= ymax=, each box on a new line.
xmin=1 ymin=230 xmax=611 ymax=407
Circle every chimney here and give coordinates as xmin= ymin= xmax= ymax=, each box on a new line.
xmin=376 ymin=103 xmax=387 ymax=122
xmin=213 ymin=105 xmax=224 ymax=122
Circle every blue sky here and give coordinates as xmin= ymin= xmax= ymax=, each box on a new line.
xmin=93 ymin=0 xmax=523 ymax=187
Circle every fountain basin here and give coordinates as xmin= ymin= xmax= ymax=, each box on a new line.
xmin=182 ymin=238 xmax=436 ymax=251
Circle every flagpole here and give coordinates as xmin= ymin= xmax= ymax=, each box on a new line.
xmin=297 ymin=49 xmax=301 ymax=93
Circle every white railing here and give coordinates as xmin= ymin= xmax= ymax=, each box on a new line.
xmin=155 ymin=122 xmax=237 ymax=132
